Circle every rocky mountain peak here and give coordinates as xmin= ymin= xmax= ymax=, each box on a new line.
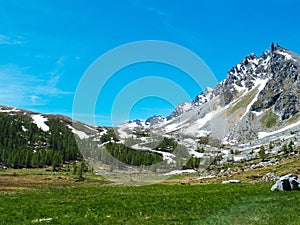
xmin=250 ymin=45 xmax=300 ymax=120
xmin=144 ymin=44 xmax=299 ymax=126
xmin=145 ymin=115 xmax=166 ymax=126
xmin=211 ymin=49 xmax=271 ymax=106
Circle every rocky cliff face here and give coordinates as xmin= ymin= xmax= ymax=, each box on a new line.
xmin=251 ymin=46 xmax=300 ymax=120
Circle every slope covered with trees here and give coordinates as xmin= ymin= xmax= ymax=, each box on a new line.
xmin=0 ymin=113 xmax=81 ymax=169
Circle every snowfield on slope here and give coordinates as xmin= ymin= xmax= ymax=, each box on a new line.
xmin=31 ymin=114 xmax=49 ymax=132
xmin=67 ymin=125 xmax=89 ymax=139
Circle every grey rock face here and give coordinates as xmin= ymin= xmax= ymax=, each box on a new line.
xmin=251 ymin=48 xmax=300 ymax=120
xmin=274 ymin=91 xmax=299 ymax=120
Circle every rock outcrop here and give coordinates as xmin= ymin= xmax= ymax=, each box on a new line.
xmin=271 ymin=174 xmax=300 ymax=191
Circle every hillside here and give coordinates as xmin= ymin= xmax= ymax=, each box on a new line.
xmin=0 ymin=107 xmax=80 ymax=169
xmin=0 ymin=106 xmax=163 ymax=171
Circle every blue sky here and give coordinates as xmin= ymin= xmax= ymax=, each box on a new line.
xmin=0 ymin=0 xmax=299 ymax=126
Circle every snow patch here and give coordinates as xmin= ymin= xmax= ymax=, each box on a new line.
xmin=277 ymin=51 xmax=294 ymax=61
xmin=233 ymin=156 xmax=245 ymax=162
xmin=251 ymin=110 xmax=264 ymax=116
xmin=0 ymin=107 xmax=21 ymax=113
xmin=182 ymin=106 xmax=224 ymax=137
xmin=164 ymin=122 xmax=184 ymax=133
xmin=181 ymin=102 xmax=192 ymax=112
xmin=221 ymin=149 xmax=229 ymax=155
xmin=234 ymin=83 xmax=246 ymax=92
xmin=67 ymin=125 xmax=89 ymax=139
xmin=163 ymin=169 xmax=197 ymax=176
xmin=22 ymin=126 xmax=28 ymax=132
xmin=239 ymin=78 xmax=269 ymax=121
xmin=31 ymin=115 xmax=49 ymax=132
xmin=99 ymin=128 xmax=107 ymax=136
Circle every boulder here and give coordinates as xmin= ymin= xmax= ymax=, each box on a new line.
xmin=271 ymin=174 xmax=300 ymax=191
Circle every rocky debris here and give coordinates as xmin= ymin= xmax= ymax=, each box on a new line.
xmin=261 ymin=172 xmax=279 ymax=182
xmin=271 ymin=174 xmax=300 ymax=191
xmin=222 ymin=180 xmax=240 ymax=184
xmin=250 ymin=160 xmax=279 ymax=169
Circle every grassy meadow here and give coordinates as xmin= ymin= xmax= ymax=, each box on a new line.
xmin=0 ymin=170 xmax=300 ymax=224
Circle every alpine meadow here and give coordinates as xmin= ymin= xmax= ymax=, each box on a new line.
xmin=1 ymin=1 xmax=300 ymax=224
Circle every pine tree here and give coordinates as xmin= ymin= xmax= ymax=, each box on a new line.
xmin=259 ymin=146 xmax=265 ymax=160
xmin=78 ymin=160 xmax=85 ymax=180
xmin=288 ymin=141 xmax=294 ymax=153
xmin=73 ymin=162 xmax=77 ymax=175
xmin=281 ymin=143 xmax=288 ymax=154
xmin=52 ymin=152 xmax=62 ymax=171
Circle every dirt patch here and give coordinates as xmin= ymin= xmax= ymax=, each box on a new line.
xmin=0 ymin=174 xmax=75 ymax=191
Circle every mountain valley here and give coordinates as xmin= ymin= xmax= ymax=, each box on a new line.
xmin=1 ymin=44 xmax=299 ymax=181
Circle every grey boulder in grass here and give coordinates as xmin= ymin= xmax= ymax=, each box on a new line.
xmin=271 ymin=174 xmax=300 ymax=191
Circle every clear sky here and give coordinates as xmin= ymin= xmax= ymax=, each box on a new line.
xmin=0 ymin=0 xmax=299 ymax=126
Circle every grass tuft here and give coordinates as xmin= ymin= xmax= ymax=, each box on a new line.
xmin=260 ymin=109 xmax=279 ymax=128
xmin=228 ymin=88 xmax=258 ymax=115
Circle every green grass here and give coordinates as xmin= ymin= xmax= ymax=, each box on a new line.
xmin=260 ymin=109 xmax=279 ymax=128
xmin=0 ymin=182 xmax=299 ymax=224
xmin=228 ymin=88 xmax=258 ymax=115
xmin=286 ymin=113 xmax=300 ymax=125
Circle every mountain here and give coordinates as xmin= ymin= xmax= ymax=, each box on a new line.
xmin=116 ymin=43 xmax=300 ymax=171
xmin=1 ymin=43 xmax=299 ymax=175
